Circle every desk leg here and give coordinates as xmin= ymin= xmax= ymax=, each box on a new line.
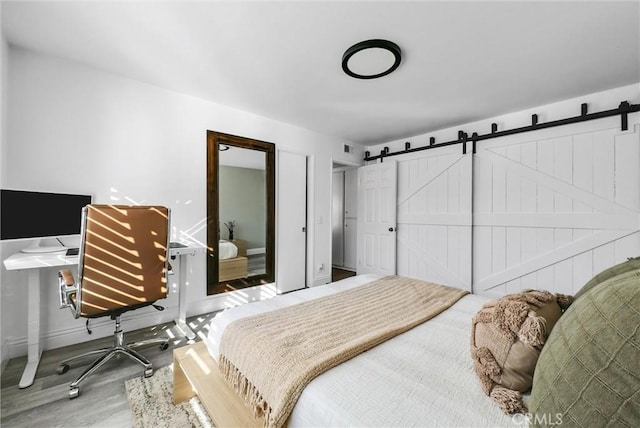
xmin=20 ymin=269 xmax=42 ymax=388
xmin=174 ymin=254 xmax=196 ymax=340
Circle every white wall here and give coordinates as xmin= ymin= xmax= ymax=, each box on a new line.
xmin=368 ymin=84 xmax=640 ymax=298
xmin=219 ymin=165 xmax=266 ymax=248
xmin=0 ymin=1 xmax=10 ymax=372
xmin=0 ymin=46 xmax=364 ymax=360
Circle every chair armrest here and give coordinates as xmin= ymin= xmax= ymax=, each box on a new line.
xmin=58 ymin=269 xmax=79 ymax=318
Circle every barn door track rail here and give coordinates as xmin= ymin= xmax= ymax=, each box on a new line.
xmin=365 ymin=101 xmax=640 ymax=162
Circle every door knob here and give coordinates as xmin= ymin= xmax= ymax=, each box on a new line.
xmin=389 ymin=227 xmax=394 ymax=232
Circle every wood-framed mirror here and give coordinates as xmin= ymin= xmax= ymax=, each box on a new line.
xmin=206 ymin=131 xmax=275 ymax=295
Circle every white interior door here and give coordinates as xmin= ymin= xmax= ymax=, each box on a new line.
xmin=357 ymin=161 xmax=397 ymax=275
xmin=343 ymin=168 xmax=358 ymax=270
xmin=277 ymin=150 xmax=307 ymax=293
xmin=344 ymin=168 xmax=358 ymax=218
xmin=331 ymin=171 xmax=345 ymax=267
xmin=344 ymin=218 xmax=357 ymax=270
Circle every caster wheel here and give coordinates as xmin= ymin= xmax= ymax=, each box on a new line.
xmin=69 ymin=387 xmax=79 ymax=399
xmin=159 ymin=342 xmax=169 ymax=351
xmin=57 ymin=364 xmax=70 ymax=375
xmin=144 ymin=368 xmax=153 ymax=378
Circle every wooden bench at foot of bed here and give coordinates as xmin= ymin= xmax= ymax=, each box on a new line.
xmin=173 ymin=341 xmax=262 ymax=427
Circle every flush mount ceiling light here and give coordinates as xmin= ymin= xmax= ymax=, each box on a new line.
xmin=342 ymin=39 xmax=402 ymax=79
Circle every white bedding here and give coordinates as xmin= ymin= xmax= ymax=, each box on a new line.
xmin=206 ymin=274 xmax=517 ymax=427
xmin=218 ymin=240 xmax=238 ymax=260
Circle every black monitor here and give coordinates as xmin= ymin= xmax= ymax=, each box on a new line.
xmin=1 ymin=189 xmax=92 ymax=253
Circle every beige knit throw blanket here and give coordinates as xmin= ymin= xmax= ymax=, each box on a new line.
xmin=218 ymin=275 xmax=469 ymax=427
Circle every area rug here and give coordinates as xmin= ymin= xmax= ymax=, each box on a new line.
xmin=125 ymin=365 xmax=214 ymax=428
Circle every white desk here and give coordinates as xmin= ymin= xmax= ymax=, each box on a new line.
xmin=3 ymin=245 xmax=204 ymax=388
xmin=168 ymin=245 xmax=205 ymax=341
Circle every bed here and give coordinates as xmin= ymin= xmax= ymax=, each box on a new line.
xmin=172 ymin=261 xmax=640 ymax=427
xmin=218 ymin=239 xmax=248 ymax=281
xmin=174 ymin=274 xmax=515 ymax=427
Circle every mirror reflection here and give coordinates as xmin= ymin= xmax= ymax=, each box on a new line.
xmin=207 ymin=131 xmax=275 ymax=295
xmin=218 ymin=146 xmax=267 ymax=281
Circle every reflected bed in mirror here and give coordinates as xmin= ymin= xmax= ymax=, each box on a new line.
xmin=207 ymin=131 xmax=275 ymax=295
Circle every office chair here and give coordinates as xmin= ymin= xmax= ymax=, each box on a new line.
xmin=57 ymin=204 xmax=171 ymax=399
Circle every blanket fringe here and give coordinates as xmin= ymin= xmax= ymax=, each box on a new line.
xmin=219 ymin=355 xmax=274 ymax=427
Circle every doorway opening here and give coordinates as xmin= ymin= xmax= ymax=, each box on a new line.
xmin=331 ymin=162 xmax=358 ymax=282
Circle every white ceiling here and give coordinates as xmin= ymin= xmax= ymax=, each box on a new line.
xmin=2 ymin=1 xmax=639 ymax=146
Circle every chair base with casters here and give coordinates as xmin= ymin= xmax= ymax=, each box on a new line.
xmin=57 ymin=314 xmax=169 ymax=399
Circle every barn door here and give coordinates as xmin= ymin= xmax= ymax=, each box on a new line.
xmin=396 ymin=146 xmax=473 ymax=291
xmin=473 ymin=118 xmax=640 ymax=296
xmin=357 ymin=161 xmax=397 ymax=275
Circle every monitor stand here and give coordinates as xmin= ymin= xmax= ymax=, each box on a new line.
xmin=21 ymin=239 xmax=66 ymax=254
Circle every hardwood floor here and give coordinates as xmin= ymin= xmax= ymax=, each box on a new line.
xmin=0 ymin=312 xmax=216 ymax=427
xmin=247 ymin=253 xmax=266 ymax=276
xmin=332 ymin=267 xmax=356 ymax=282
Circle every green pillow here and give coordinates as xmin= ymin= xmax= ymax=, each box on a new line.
xmin=529 ymin=268 xmax=640 ymax=427
xmin=573 ymin=256 xmax=640 ymax=301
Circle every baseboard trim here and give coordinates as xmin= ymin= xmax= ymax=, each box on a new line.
xmin=312 ymin=274 xmax=331 ymax=287
xmin=1 ymin=338 xmax=9 ymax=373
xmin=6 ymin=305 xmax=178 ymax=359
xmin=5 ymin=283 xmax=297 ymax=360
xmin=186 ymin=283 xmax=278 ymax=315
